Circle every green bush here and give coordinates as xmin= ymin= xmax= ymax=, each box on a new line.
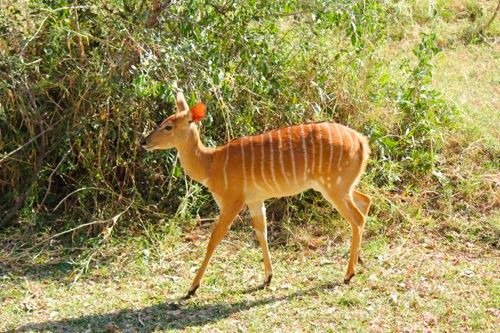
xmin=0 ymin=0 xmax=473 ymax=234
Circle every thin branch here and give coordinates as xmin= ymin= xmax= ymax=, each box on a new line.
xmin=39 ymin=5 xmax=96 ymax=12
xmin=479 ymin=0 xmax=500 ymax=35
xmin=0 ymin=115 xmax=66 ymax=164
xmin=72 ymin=6 xmax=86 ymax=59
xmin=52 ymin=186 xmax=120 ymax=212
xmin=33 ymin=203 xmax=132 ymax=247
xmin=21 ymin=16 xmax=49 ymax=53
xmin=38 ymin=148 xmax=72 ymax=210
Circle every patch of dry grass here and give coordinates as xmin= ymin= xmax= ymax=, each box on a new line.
xmin=1 ymin=225 xmax=498 ymax=332
xmin=433 ymin=44 xmax=500 ymax=149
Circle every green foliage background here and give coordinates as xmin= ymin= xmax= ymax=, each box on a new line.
xmin=0 ymin=0 xmax=497 ymax=241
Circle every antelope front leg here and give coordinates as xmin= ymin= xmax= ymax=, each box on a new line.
xmin=248 ymin=201 xmax=273 ymax=287
xmin=184 ymin=200 xmax=243 ymax=299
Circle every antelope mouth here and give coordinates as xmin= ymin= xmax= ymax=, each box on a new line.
xmin=142 ymin=144 xmax=156 ymax=151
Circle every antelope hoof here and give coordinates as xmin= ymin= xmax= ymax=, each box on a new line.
xmin=182 ymin=285 xmax=199 ymax=299
xmin=343 ymin=273 xmax=355 ymax=284
xmin=263 ymin=274 xmax=273 ymax=287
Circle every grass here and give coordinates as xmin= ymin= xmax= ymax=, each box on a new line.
xmin=1 ymin=220 xmax=498 ymax=332
xmin=433 ymin=44 xmax=500 ymax=150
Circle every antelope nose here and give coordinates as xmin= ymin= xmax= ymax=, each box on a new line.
xmin=140 ymin=137 xmax=147 ymax=146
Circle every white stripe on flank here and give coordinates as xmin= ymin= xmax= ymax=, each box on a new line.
xmin=337 ymin=125 xmax=344 ymax=168
xmin=268 ymin=132 xmax=281 ymax=191
xmin=250 ymin=139 xmax=265 ymax=191
xmin=309 ymin=124 xmax=315 ymax=175
xmin=277 ymin=130 xmax=287 ymax=185
xmin=326 ymin=124 xmax=334 ymax=174
xmin=287 ymin=126 xmax=298 ymax=184
xmin=260 ymin=135 xmax=274 ymax=191
xmin=223 ymin=145 xmax=230 ymax=189
xmin=300 ymin=124 xmax=307 ymax=181
xmin=240 ymin=139 xmax=247 ymax=189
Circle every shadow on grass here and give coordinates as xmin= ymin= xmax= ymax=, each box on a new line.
xmin=0 ymin=260 xmax=75 ymax=281
xmin=0 ymin=228 xmax=102 ymax=283
xmin=7 ymin=282 xmax=340 ymax=332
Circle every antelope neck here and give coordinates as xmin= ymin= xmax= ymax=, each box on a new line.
xmin=176 ymin=125 xmax=214 ymax=183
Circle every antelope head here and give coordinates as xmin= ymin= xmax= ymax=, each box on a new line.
xmin=141 ymin=92 xmax=206 ymax=151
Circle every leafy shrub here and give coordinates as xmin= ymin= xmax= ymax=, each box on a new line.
xmin=0 ymin=0 xmax=459 ymax=233
xmin=368 ymin=32 xmax=455 ymax=186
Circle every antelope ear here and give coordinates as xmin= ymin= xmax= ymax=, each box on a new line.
xmin=175 ymin=91 xmax=189 ymax=113
xmin=189 ymin=102 xmax=206 ymax=123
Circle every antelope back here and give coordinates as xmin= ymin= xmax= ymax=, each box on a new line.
xmin=208 ymin=122 xmax=369 ymax=199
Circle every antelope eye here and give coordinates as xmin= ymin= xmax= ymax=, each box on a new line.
xmin=164 ymin=125 xmax=173 ymax=131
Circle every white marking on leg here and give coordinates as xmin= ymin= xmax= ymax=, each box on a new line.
xmin=300 ymin=124 xmax=307 ymax=181
xmin=223 ymin=145 xmax=230 ymax=189
xmin=249 ymin=203 xmax=268 ymax=237
xmin=249 ymin=202 xmax=266 ymax=218
xmin=287 ymin=126 xmax=298 ymax=184
xmin=240 ymin=139 xmax=247 ymax=189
